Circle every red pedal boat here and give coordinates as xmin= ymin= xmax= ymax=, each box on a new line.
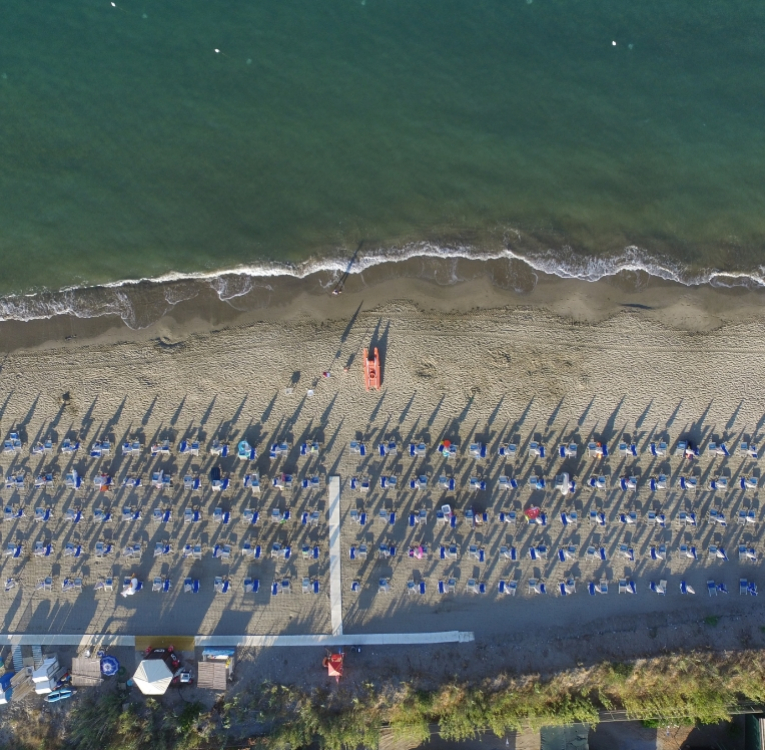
xmin=363 ymin=348 xmax=381 ymax=390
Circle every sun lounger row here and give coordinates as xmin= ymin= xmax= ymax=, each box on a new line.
xmin=6 ymin=429 xmax=758 ymax=463
xmin=181 ymin=576 xmax=321 ymax=595
xmin=346 ymin=436 xmax=758 ymax=463
xmin=346 ymin=540 xmax=758 ymax=565
xmin=369 ymin=576 xmax=759 ymax=597
xmin=9 ymin=499 xmax=758 ymax=533
xmin=19 ymin=533 xmax=761 ymax=565
xmin=344 ymin=469 xmax=759 ymax=497
xmin=583 ymin=507 xmax=757 ymax=527
xmin=24 ymin=536 xmax=324 ymax=563
xmin=13 ymin=503 xmax=310 ymax=527
xmin=20 ymin=573 xmax=325 ymax=596
xmin=13 ymin=469 xmax=327 ymax=494
xmin=2 ymin=436 xmax=258 ymax=460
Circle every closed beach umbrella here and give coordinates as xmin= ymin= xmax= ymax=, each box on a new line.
xmin=132 ymin=659 xmax=173 ymax=695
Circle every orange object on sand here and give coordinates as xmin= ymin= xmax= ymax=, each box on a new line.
xmin=363 ymin=348 xmax=381 ymax=391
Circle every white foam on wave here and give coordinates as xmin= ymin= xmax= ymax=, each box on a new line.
xmin=1 ymin=242 xmax=764 ymax=328
xmin=86 ymin=242 xmax=765 ymax=288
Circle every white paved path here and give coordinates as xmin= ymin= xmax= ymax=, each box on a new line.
xmin=328 ymin=475 xmax=344 ymax=636
xmin=197 ymin=632 xmax=474 ymax=647
xmin=0 ymin=632 xmax=474 ymax=647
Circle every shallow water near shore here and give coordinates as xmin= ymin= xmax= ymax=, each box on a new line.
xmin=2 ymin=0 xmax=765 ymax=321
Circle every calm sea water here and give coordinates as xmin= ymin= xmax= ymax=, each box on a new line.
xmin=1 ymin=0 xmax=765 ymax=311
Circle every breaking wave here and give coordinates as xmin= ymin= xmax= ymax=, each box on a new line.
xmin=0 ymin=242 xmax=764 ymax=329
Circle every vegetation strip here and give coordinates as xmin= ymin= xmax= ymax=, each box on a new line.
xmin=5 ymin=649 xmax=765 ymax=749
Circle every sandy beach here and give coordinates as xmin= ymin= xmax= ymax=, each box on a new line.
xmin=1 ymin=267 xmax=765 ymax=680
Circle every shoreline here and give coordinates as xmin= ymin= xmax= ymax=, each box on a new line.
xmin=3 ymin=241 xmax=765 ymax=340
xmin=2 ymin=258 xmax=765 ymax=354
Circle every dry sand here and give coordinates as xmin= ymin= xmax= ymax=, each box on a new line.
xmin=0 ymin=269 xmax=765 ymax=682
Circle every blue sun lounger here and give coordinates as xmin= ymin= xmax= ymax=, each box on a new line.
xmin=60 ymin=439 xmax=80 ymax=454
xmin=153 ymin=577 xmax=171 ymax=593
xmin=498 ymin=476 xmax=518 ymax=490
xmin=237 ymin=441 xmax=256 ymax=460
xmin=679 ymin=544 xmax=697 ymax=560
xmin=3 ymin=506 xmax=23 ymax=522
xmin=528 ymin=476 xmax=546 ymax=490
xmin=213 ymin=508 xmax=231 ymax=524
xmin=64 ymin=471 xmax=82 ymax=490
xmin=178 ymin=440 xmax=200 ymax=455
xmin=499 ymin=545 xmax=517 ymax=560
xmin=64 ymin=543 xmax=82 ymax=558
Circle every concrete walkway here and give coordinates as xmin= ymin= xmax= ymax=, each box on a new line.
xmin=328 ymin=475 xmax=343 ymax=636
xmin=0 ymin=631 xmax=474 ymax=647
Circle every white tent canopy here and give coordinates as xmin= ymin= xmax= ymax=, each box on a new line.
xmin=133 ymin=658 xmax=173 ymax=695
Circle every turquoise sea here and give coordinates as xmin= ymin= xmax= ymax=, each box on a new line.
xmin=1 ymin=0 xmax=765 ymax=320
